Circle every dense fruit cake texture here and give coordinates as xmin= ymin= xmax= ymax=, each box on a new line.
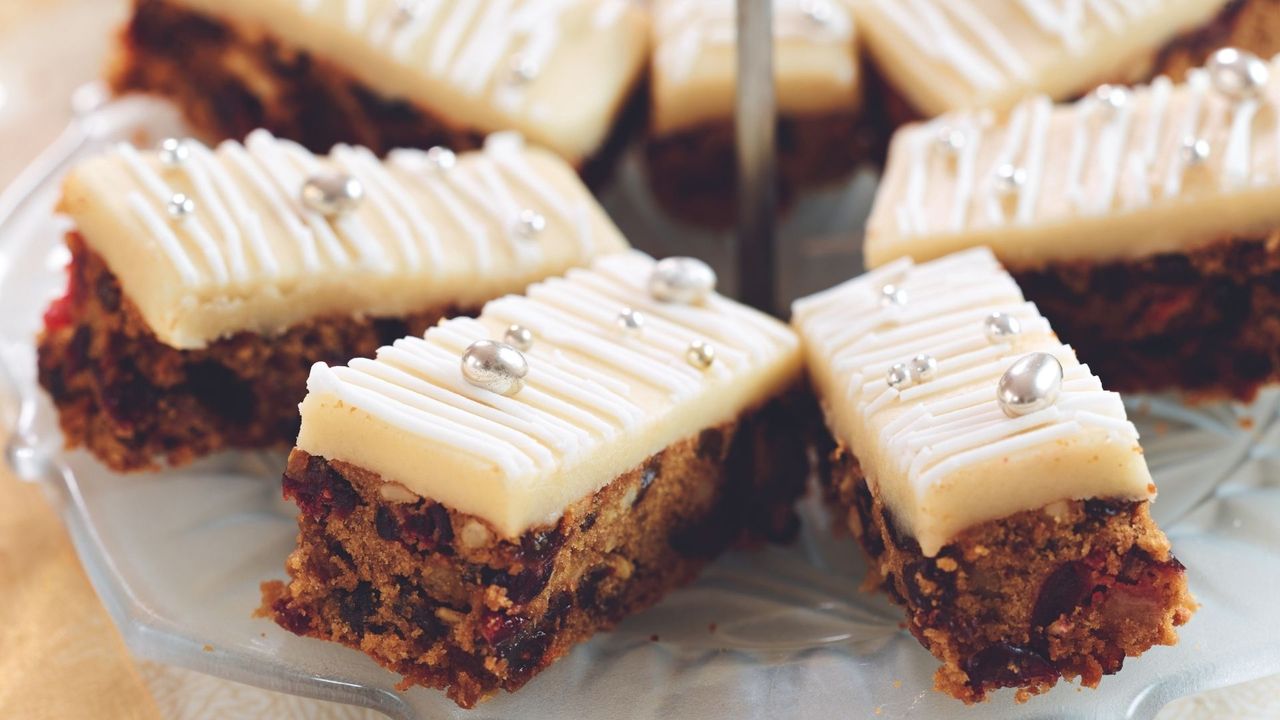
xmin=110 ymin=0 xmax=648 ymax=185
xmin=792 ymin=248 xmax=1196 ymax=702
xmin=1016 ymin=234 xmax=1280 ymax=400
xmin=37 ymin=235 xmax=447 ymax=470
xmin=824 ymin=449 xmax=1194 ymax=703
xmin=262 ymin=394 xmax=806 ymax=708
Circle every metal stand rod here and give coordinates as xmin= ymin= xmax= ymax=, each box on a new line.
xmin=735 ymin=0 xmax=778 ymax=316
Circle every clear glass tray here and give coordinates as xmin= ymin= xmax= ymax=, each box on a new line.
xmin=4 ymin=93 xmax=1280 ymax=720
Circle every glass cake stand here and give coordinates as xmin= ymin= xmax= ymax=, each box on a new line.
xmin=3 ymin=87 xmax=1280 ymax=720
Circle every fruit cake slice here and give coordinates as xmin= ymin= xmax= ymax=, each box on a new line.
xmin=857 ymin=0 xmax=1280 ymax=125
xmin=866 ymin=49 xmax=1280 ymax=400
xmin=261 ymin=250 xmax=807 ymax=707
xmin=37 ymin=130 xmax=627 ymax=471
xmin=646 ymin=0 xmax=868 ymax=224
xmin=791 ymin=247 xmax=1195 ymax=703
xmin=110 ymin=0 xmax=649 ymax=183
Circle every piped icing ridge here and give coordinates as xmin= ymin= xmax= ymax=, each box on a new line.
xmin=866 ymin=51 xmax=1280 ymax=269
xmin=651 ymin=0 xmax=859 ymax=135
xmin=59 ymin=130 xmax=628 ymax=349
xmin=857 ymin=0 xmax=1228 ymax=116
xmin=792 ymin=247 xmax=1153 ymax=556
xmin=164 ymin=0 xmax=648 ymax=163
xmin=296 ymin=250 xmax=803 ymax=539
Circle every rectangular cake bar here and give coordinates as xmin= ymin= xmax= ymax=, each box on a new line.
xmin=866 ymin=49 xmax=1280 ymax=399
xmin=262 ymin=250 xmax=807 ymax=707
xmin=792 ymin=247 xmax=1195 ymax=703
xmin=645 ymin=0 xmax=867 ymax=224
xmin=38 ymin=130 xmax=627 ymax=471
xmin=856 ymin=0 xmax=1273 ymax=124
xmin=111 ymin=0 xmax=649 ymax=182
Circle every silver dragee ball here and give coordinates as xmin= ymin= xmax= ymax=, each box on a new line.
xmin=503 ymin=324 xmax=534 ymax=352
xmin=997 ymin=352 xmax=1064 ymax=418
xmin=983 ymin=312 xmax=1021 ymax=343
xmin=1207 ymin=47 xmax=1270 ymax=101
xmin=508 ymin=54 xmax=540 ymax=85
xmin=301 ymin=173 xmax=364 ymax=217
xmin=887 ymin=362 xmax=912 ymax=390
xmin=909 ymin=354 xmax=938 ymax=383
xmin=425 ymin=146 xmax=457 ymax=170
xmin=461 ymin=340 xmax=529 ymax=396
xmin=513 ymin=209 xmax=546 ymax=240
xmin=878 ymin=283 xmax=908 ymax=307
xmin=1092 ymin=84 xmax=1129 ymax=112
xmin=994 ymin=163 xmax=1028 ymax=195
xmin=617 ymin=308 xmax=645 ymax=332
xmin=158 ymin=137 xmax=190 ymax=167
xmin=1180 ymin=136 xmax=1211 ymax=166
xmin=934 ymin=126 xmax=967 ymax=157
xmin=650 ymin=257 xmax=717 ymax=304
xmin=166 ymin=193 xmax=196 ymax=221
xmin=686 ymin=340 xmax=716 ymax=370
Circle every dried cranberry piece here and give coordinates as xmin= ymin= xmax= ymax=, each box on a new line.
xmin=696 ymin=428 xmax=725 ymax=461
xmin=903 ymin=558 xmax=957 ymax=609
xmin=882 ymin=507 xmax=921 ymax=555
xmin=282 ymin=456 xmax=360 ymax=520
xmin=337 ymin=581 xmax=380 ymax=633
xmin=519 ymin=527 xmax=564 ymax=564
xmin=499 ymin=629 xmax=551 ymax=680
xmin=576 ymin=566 xmax=612 ymax=612
xmin=578 ymin=511 xmax=598 ymax=532
xmin=964 ymin=643 xmax=1056 ymax=691
xmin=272 ymin=597 xmax=312 ymax=635
xmin=852 ymin=479 xmax=884 ymax=558
xmin=372 ymin=318 xmax=410 ymax=346
xmin=498 ymin=563 xmax=554 ymax=605
xmin=400 ymin=502 xmax=454 ymax=553
xmin=479 ymin=610 xmax=526 ymax=647
xmin=545 ymin=591 xmax=573 ymax=631
xmin=99 ymin=366 xmax=159 ymax=427
xmin=1083 ymin=499 xmax=1124 ymax=519
xmin=375 ymin=506 xmax=398 ymax=541
xmin=186 ymin=360 xmax=255 ymax=424
xmin=1031 ymin=562 xmax=1089 ymax=631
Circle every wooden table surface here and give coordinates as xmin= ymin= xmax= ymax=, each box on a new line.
xmin=0 ymin=2 xmax=1277 ymax=718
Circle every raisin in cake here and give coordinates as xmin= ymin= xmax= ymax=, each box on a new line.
xmin=38 ymin=131 xmax=627 ymax=471
xmin=857 ymin=0 xmax=1279 ymax=126
xmin=866 ymin=49 xmax=1280 ymax=400
xmin=646 ymin=0 xmax=865 ymax=224
xmin=792 ymin=247 xmax=1196 ymax=703
xmin=261 ymin=250 xmax=807 ymax=708
xmin=110 ymin=0 xmax=648 ymax=183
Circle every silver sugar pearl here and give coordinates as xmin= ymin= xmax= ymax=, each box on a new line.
xmin=1180 ymin=136 xmax=1211 ymax=166
xmin=650 ymin=256 xmax=717 ymax=304
xmin=887 ymin=362 xmax=912 ymax=390
xmin=1207 ymin=47 xmax=1270 ymax=102
xmin=513 ymin=209 xmax=547 ymax=240
xmin=1092 ymin=84 xmax=1129 ymax=112
xmin=166 ymin=193 xmax=196 ymax=221
xmin=934 ymin=126 xmax=967 ymax=157
xmin=909 ymin=354 xmax=938 ymax=383
xmin=997 ymin=352 xmax=1064 ymax=418
xmin=503 ymin=324 xmax=534 ymax=352
xmin=686 ymin=340 xmax=716 ymax=370
xmin=425 ymin=146 xmax=456 ymax=170
xmin=461 ymin=340 xmax=529 ymax=396
xmin=616 ymin=307 xmax=645 ymax=332
xmin=983 ymin=312 xmax=1022 ymax=343
xmin=993 ymin=163 xmax=1028 ymax=195
xmin=879 ymin=283 xmax=908 ymax=307
xmin=508 ymin=55 xmax=540 ymax=85
xmin=158 ymin=137 xmax=190 ymax=167
xmin=301 ymin=173 xmax=364 ymax=217
xmin=392 ymin=0 xmax=421 ymax=25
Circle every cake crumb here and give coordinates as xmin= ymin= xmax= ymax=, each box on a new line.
xmin=202 ymin=644 xmax=213 ymax=652
xmin=893 ymin=680 xmax=902 ymax=689
xmin=1240 ymin=417 xmax=1255 ymax=430
xmin=874 ymin=706 xmax=883 ymax=715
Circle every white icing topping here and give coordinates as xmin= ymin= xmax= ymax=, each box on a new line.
xmin=60 ymin=131 xmax=628 ymax=349
xmin=164 ymin=0 xmax=648 ymax=163
xmin=857 ymin=0 xmax=1230 ymax=116
xmin=792 ymin=247 xmax=1154 ymax=557
xmin=296 ymin=250 xmax=803 ymax=538
xmin=867 ymin=54 xmax=1280 ymax=268
xmin=650 ymin=0 xmax=860 ymax=135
